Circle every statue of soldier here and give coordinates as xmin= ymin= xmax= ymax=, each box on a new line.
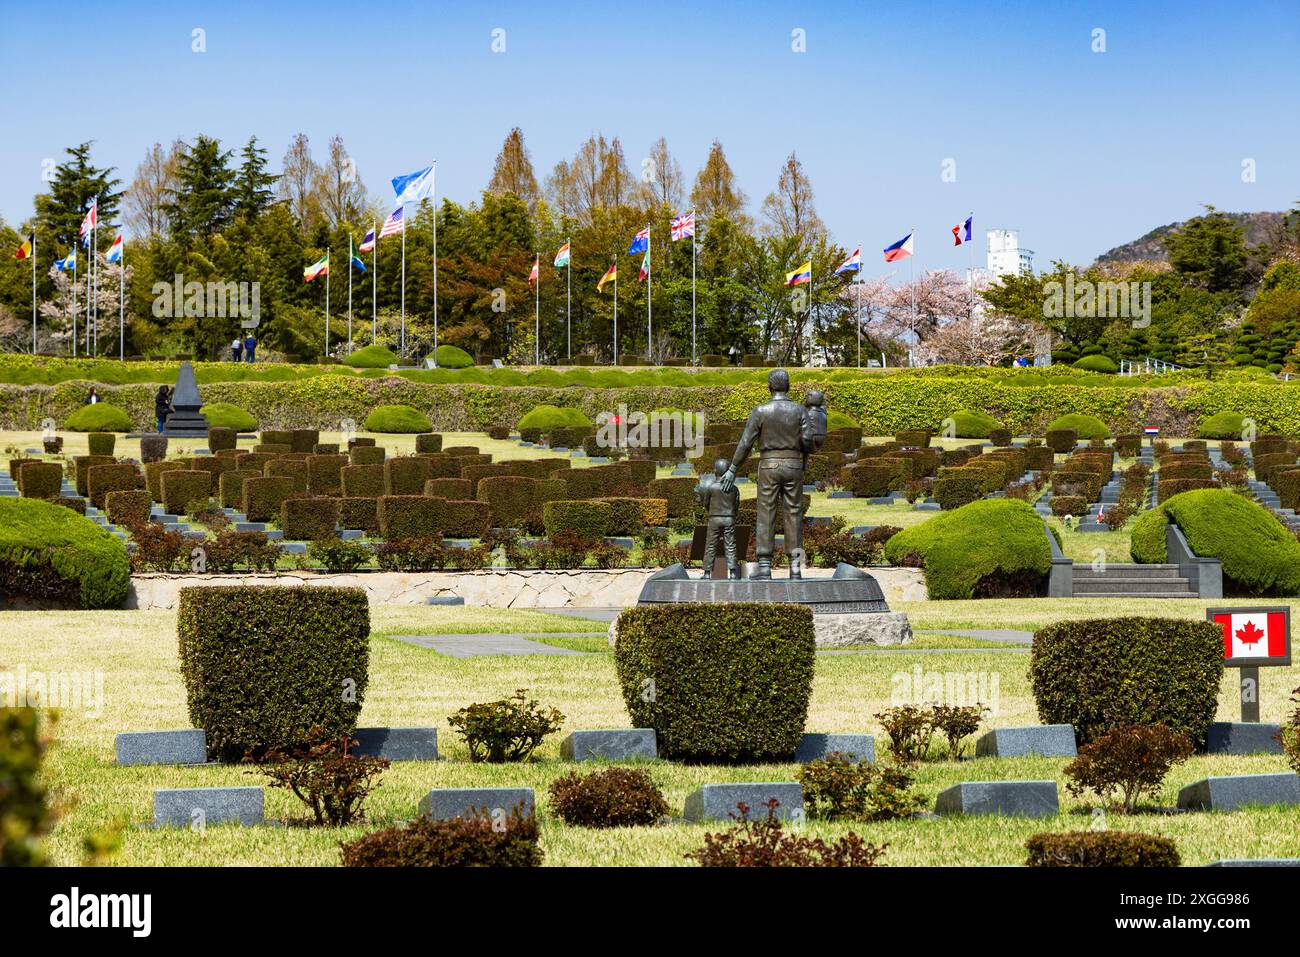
xmin=720 ymin=369 xmax=817 ymax=580
xmin=694 ymin=457 xmax=741 ymax=580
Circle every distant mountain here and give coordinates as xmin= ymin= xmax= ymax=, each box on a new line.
xmin=1092 ymin=211 xmax=1285 ymax=266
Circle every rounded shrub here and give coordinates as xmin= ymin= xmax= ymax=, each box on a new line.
xmin=177 ymin=585 xmax=370 ymax=761
xmin=947 ymin=409 xmax=1002 ymax=438
xmin=0 ymin=497 xmax=130 ymax=609
xmin=202 ymin=402 xmax=257 ymax=431
xmin=548 ymin=768 xmax=670 ymax=828
xmin=614 ymin=603 xmax=816 ymax=762
xmin=432 ymin=344 xmax=474 ymax=369
xmin=883 ymin=498 xmax=1051 ymax=599
xmin=343 ymin=344 xmax=400 ymax=368
xmin=1071 ymin=354 xmax=1118 ymax=374
xmin=1197 ymin=411 xmax=1247 ymax=440
xmin=364 ymin=404 xmax=432 ymax=433
xmin=1046 ymin=413 xmax=1109 ymax=440
xmin=1164 ymin=489 xmax=1300 ymax=594
xmin=516 ymin=404 xmax=592 ymax=432
xmin=1030 ymin=617 xmax=1224 ymax=745
xmin=63 ymin=403 xmax=133 ymax=432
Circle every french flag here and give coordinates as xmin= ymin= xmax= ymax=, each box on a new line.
xmin=883 ymin=232 xmax=913 ymax=263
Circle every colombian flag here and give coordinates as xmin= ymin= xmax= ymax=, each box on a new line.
xmin=15 ymin=236 xmax=33 ymax=259
xmin=303 ymin=254 xmax=329 ymax=282
xmin=597 ymin=262 xmax=617 ymax=293
xmin=785 ymin=260 xmax=812 ymax=286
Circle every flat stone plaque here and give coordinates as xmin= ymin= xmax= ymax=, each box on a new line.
xmin=637 ymin=562 xmax=889 ymax=613
xmin=935 ymin=780 xmax=1059 ymax=818
xmin=116 ymin=729 xmax=207 ymax=766
xmin=1177 ymin=773 xmax=1300 ymax=812
xmin=154 ymin=786 xmax=263 ymax=827
xmin=794 ymin=733 xmax=875 ymax=763
xmin=418 ymin=787 xmax=534 ymax=821
xmin=560 ymin=729 xmax=657 ymax=761
xmin=683 ymin=782 xmax=804 ymax=823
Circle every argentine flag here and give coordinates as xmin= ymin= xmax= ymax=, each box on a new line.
xmin=391 ymin=165 xmax=435 ymax=205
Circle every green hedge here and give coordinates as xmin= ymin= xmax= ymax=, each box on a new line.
xmin=202 ymin=402 xmax=257 ymax=431
xmin=177 ymin=585 xmax=370 ymax=761
xmin=432 ymin=344 xmax=474 ymax=369
xmin=425 ymin=477 xmax=472 ymax=499
xmin=884 ymin=499 xmax=1051 ymax=599
xmin=517 ymin=403 xmax=593 ymax=431
xmin=543 ymin=500 xmax=610 ymax=539
xmin=440 ymin=500 xmax=492 ymax=538
xmin=1030 ymin=617 xmax=1224 ymax=744
xmin=104 ymin=489 xmax=151 ymax=527
xmin=218 ymin=469 xmax=256 ymax=509
xmin=160 ymin=470 xmax=210 ymax=515
xmin=476 ymin=475 xmax=539 ymax=529
xmin=338 ymin=497 xmax=379 ymax=533
xmin=415 ymin=432 xmax=443 ymax=453
xmin=86 ymin=463 xmax=143 ymax=510
xmin=1025 ymin=831 xmax=1180 ymax=867
xmin=1197 ymin=410 xmax=1247 ymax=439
xmin=341 ymin=463 xmax=385 ymax=498
xmin=384 ymin=456 xmax=433 ymax=495
xmin=350 ymin=445 xmax=386 ymax=466
xmin=364 ymin=404 xmax=432 ymax=433
xmin=17 ymin=462 xmax=61 ymax=499
xmin=1072 ymin=355 xmax=1118 ymax=374
xmin=62 ymin=402 xmax=133 ymax=432
xmin=377 ymin=495 xmax=440 ymax=540
xmin=342 ymin=344 xmax=399 ymax=368
xmin=0 ymin=497 xmax=130 ymax=608
xmin=613 ymin=603 xmax=815 ymax=762
xmin=281 ymin=497 xmax=339 ymax=541
xmin=87 ymin=432 xmax=115 ymax=456
xmin=306 ymin=454 xmax=348 ymax=496
xmin=242 ymin=475 xmax=295 ymax=522
xmin=1045 ymin=413 xmax=1110 ymax=440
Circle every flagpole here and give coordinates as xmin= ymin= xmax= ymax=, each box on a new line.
xmin=646 ymin=226 xmax=652 ymax=362
xmin=966 ymin=211 xmax=975 ymax=322
xmin=72 ymin=253 xmax=77 ymax=358
xmin=118 ymin=238 xmax=124 ymax=361
xmin=30 ymin=232 xmax=36 ymax=354
xmin=534 ymin=253 xmax=540 ymax=366
xmin=325 ymin=247 xmax=331 ymax=357
xmin=400 ymin=208 xmax=406 ymax=357
xmin=91 ymin=204 xmax=98 ymax=358
xmin=691 ymin=210 xmax=697 ymax=367
xmin=347 ymin=234 xmax=353 ymax=352
xmin=566 ymin=236 xmax=571 ymax=361
xmin=372 ymin=221 xmax=377 ymax=343
xmin=809 ymin=254 xmax=815 ymax=367
xmin=613 ymin=259 xmax=618 ymax=366
xmin=857 ymin=241 xmax=863 ymax=369
xmin=910 ymin=225 xmax=917 ymax=368
xmin=432 ymin=161 xmax=439 ymax=362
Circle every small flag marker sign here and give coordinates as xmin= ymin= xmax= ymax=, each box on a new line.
xmin=1206 ymin=606 xmax=1292 ymax=722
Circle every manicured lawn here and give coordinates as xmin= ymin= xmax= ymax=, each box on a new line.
xmin=9 ymin=600 xmax=1297 ymax=867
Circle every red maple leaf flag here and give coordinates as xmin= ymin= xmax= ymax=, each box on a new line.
xmin=1214 ymin=611 xmax=1287 ymax=660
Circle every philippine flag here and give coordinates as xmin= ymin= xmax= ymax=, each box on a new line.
xmin=1211 ymin=610 xmax=1288 ymax=661
xmin=834 ymin=247 xmax=861 ymax=275
xmin=883 ymin=232 xmax=914 ymax=263
xmin=105 ymin=233 xmax=124 ymax=263
xmin=627 ymin=227 xmax=650 ymax=255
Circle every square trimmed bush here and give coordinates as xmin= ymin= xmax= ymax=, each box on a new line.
xmin=86 ymin=463 xmax=143 ymax=510
xmin=260 ymin=429 xmax=292 ymax=446
xmin=596 ymin=497 xmax=651 ymax=535
xmin=475 ymin=475 xmax=538 ymax=529
xmin=462 ymin=463 xmax=512 ymax=495
xmin=17 ymin=462 xmax=63 ymax=499
xmin=562 ymin=463 xmax=632 ymax=499
xmin=207 ymin=427 xmax=237 ymax=452
xmin=242 ymin=475 xmax=296 ymax=523
xmin=424 ymin=455 xmax=463 ymax=479
xmin=348 ymin=437 xmax=376 ymax=449
xmin=289 ymin=429 xmax=319 ymax=453
xmin=313 ymin=443 xmax=339 ymax=455
xmin=424 ymin=477 xmax=472 ymax=500
xmin=219 ymin=469 xmax=257 ymax=509
xmin=235 ymin=451 xmax=276 ymax=473
xmin=894 ymin=429 xmax=931 ymax=448
xmin=143 ymin=460 xmax=186 ymax=501
xmin=341 ymin=464 xmax=385 ymax=498
xmin=415 ymin=433 xmax=443 ymax=453
xmin=439 ymin=500 xmax=492 ymax=538
xmin=177 ymin=585 xmax=370 ymax=762
xmin=73 ymin=455 xmax=114 ymax=497
xmin=350 ymin=445 xmax=386 ymax=466
xmin=988 ymin=428 xmax=1012 ymax=447
xmin=160 ymin=470 xmax=211 ymax=515
xmin=843 ymin=464 xmax=893 ymax=498
xmin=931 ymin=474 xmax=984 ymax=510
xmin=542 ymin=500 xmax=611 ymax=539
xmin=1045 ymin=429 xmax=1078 ymax=453
xmin=614 ymin=603 xmax=816 ymax=762
xmin=306 ymin=454 xmax=348 ymax=496
xmin=1026 ymin=446 xmax=1055 ymax=471
xmin=189 ymin=455 xmax=235 ymax=493
xmin=253 ymin=443 xmax=292 ymax=455
xmin=385 ymin=457 xmax=433 ymax=496
xmin=647 ymin=476 xmax=698 ymax=518
xmin=338 ymin=496 xmax=380 ymax=533
xmin=87 ymin=432 xmax=116 ymax=456
xmin=265 ymin=458 xmax=310 ymax=492
xmin=377 ymin=495 xmax=441 ymax=540
xmin=104 ymin=489 xmax=151 ymax=527
xmin=1024 ymin=831 xmax=1179 ymax=867
xmin=281 ymin=496 xmax=340 ymax=541
xmin=442 ymin=445 xmax=480 ymax=456
xmin=1030 ymin=616 xmax=1224 ymax=745
xmin=8 ymin=456 xmax=36 ymax=481
xmin=1157 ymin=478 xmax=1218 ymax=500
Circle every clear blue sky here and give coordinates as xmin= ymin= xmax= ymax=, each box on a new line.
xmin=2 ymin=0 xmax=1297 ymax=278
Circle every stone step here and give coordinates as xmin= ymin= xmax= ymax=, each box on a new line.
xmin=1079 ymin=590 xmax=1198 ymax=599
xmin=1073 ymin=563 xmax=1183 ymax=578
xmin=1073 ymin=578 xmax=1193 ymax=595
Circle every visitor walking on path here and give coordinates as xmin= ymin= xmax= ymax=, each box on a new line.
xmin=244 ymin=332 xmax=256 ymax=363
xmin=154 ymin=385 xmax=173 ymax=433
xmin=231 ymin=336 xmax=243 ymax=362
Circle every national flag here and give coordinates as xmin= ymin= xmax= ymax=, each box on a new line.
xmin=105 ymin=233 xmax=123 ymax=264
xmin=14 ymin=236 xmax=32 ymax=260
xmin=883 ymin=232 xmax=914 ymax=262
xmin=952 ymin=215 xmax=973 ymax=246
xmin=553 ymin=242 xmax=571 ymax=268
xmin=834 ymin=247 xmax=861 ymax=275
xmin=528 ymin=256 xmax=539 ymax=288
xmin=391 ymin=165 xmax=435 ymax=205
xmin=627 ymin=227 xmax=649 ymax=255
xmin=378 ymin=206 xmax=404 ymax=238
xmin=55 ymin=248 xmax=76 ymax=271
xmin=637 ymin=251 xmax=650 ymax=282
xmin=1143 ymin=426 xmax=1160 ymax=436
xmin=358 ymin=228 xmax=376 ymax=253
xmin=350 ymin=255 xmax=367 ymax=273
xmin=597 ymin=262 xmax=617 ymax=293
xmin=303 ymin=253 xmax=329 ymax=282
xmin=785 ymin=260 xmax=812 ymax=286
xmin=1211 ymin=610 xmax=1288 ymax=661
xmin=79 ymin=201 xmax=98 ymax=239
xmin=670 ymin=212 xmax=695 ymax=241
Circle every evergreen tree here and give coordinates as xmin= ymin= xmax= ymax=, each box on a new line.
xmin=34 ymin=142 xmax=124 ymax=250
xmin=232 ymin=136 xmax=278 ymax=220
xmin=164 ymin=136 xmax=237 ymax=241
xmin=1162 ymin=206 xmax=1250 ymax=295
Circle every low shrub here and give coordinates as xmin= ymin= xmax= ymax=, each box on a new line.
xmin=264 ymin=458 xmax=309 ymax=492
xmin=415 ymin=432 xmax=443 ymax=454
xmin=1030 ymin=617 xmax=1224 ymax=745
xmin=339 ymin=806 xmax=542 ymax=867
xmin=218 ymin=469 xmax=256 ymax=509
xmin=424 ymin=477 xmax=473 ymax=500
xmin=128 ymin=522 xmax=189 ymax=572
xmin=1284 ymin=686 xmax=1300 ymax=776
xmin=87 ymin=431 xmax=116 ymax=456
xmin=0 ymin=497 xmax=131 ymax=609
xmin=364 ymin=404 xmax=432 ymax=433
xmin=614 ymin=604 xmax=815 ymax=762
xmin=883 ymin=499 xmax=1050 ymax=599
xmin=448 ymin=690 xmax=564 ymax=763
xmin=1046 ymin=413 xmax=1109 ymax=440
xmin=1072 ymin=354 xmax=1118 ymax=373
xmin=281 ymin=497 xmax=340 ymax=541
xmin=843 ymin=464 xmax=893 ymax=498
xmin=288 ymin=429 xmax=319 ymax=453
xmin=86 ymin=463 xmax=142 ymax=510
xmin=1025 ymin=831 xmax=1180 ymax=867
xmin=646 ymin=476 xmax=698 ymax=519
xmin=349 ymin=445 xmax=386 ymax=466
xmin=1063 ymin=723 xmax=1193 ymax=813
xmin=306 ymin=535 xmax=372 ymax=572
xmin=946 ymin=409 xmax=1001 ymax=438
xmin=201 ymin=529 xmax=280 ymax=572
xmin=337 ymin=497 xmax=379 ymax=534
xmin=104 ymin=489 xmax=151 ymax=527
xmin=202 ymin=402 xmax=257 ymax=431
xmin=306 ymin=454 xmax=348 ymax=495
xmin=139 ymin=434 xmax=168 ymax=463
xmin=516 ymin=403 xmax=592 ymax=432
xmin=1044 ymin=428 xmax=1078 ymax=453
xmin=253 ymin=733 xmax=388 ymax=826
xmin=384 ymin=456 xmax=433 ymax=496
xmin=160 ymin=470 xmax=210 ymax=515
xmin=177 ymin=585 xmax=370 ymax=761
xmin=1050 ymin=494 xmax=1087 ymax=517
xmin=988 ymin=427 xmax=1012 ymax=446
xmin=377 ymin=495 xmax=441 ymax=540
xmin=799 ymin=754 xmax=926 ymax=821
xmin=548 ymin=768 xmax=670 ymax=828
xmin=63 ymin=402 xmax=133 ymax=432
xmin=241 ymin=475 xmax=296 ymax=523
xmin=17 ymin=462 xmax=62 ymax=499
xmin=439 ymin=500 xmax=492 ymax=538
xmin=207 ymin=426 xmax=237 ymax=452
xmin=930 ymin=474 xmax=983 ymax=510
xmin=341 ymin=343 xmax=399 ymax=368
xmin=686 ymin=801 xmax=886 ymax=867
xmin=543 ymin=499 xmax=611 ymax=539
xmin=73 ymin=454 xmax=113 ymax=496
xmin=0 ymin=708 xmax=54 ymax=866
xmin=341 ymin=463 xmax=385 ymax=498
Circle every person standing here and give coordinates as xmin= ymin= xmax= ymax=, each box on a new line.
xmin=231 ymin=336 xmax=243 ymax=362
xmin=154 ymin=385 xmax=173 ymax=433
xmin=85 ymin=386 xmax=100 ymax=405
xmin=244 ymin=332 xmax=256 ymax=363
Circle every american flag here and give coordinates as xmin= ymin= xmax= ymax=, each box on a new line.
xmin=378 ymin=206 xmax=404 ymax=239
xmin=358 ymin=227 xmax=376 ymax=253
xmin=670 ymin=212 xmax=695 ymax=241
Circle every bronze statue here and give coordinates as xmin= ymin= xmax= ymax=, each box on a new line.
xmin=694 ymin=457 xmax=741 ymax=580
xmin=720 ymin=369 xmax=824 ymax=580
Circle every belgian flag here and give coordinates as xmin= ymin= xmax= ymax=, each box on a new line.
xmin=14 ymin=235 xmax=32 ymax=259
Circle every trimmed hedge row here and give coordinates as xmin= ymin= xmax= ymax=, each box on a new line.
xmin=0 ymin=497 xmax=131 ymax=608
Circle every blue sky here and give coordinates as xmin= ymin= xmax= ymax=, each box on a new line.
xmin=2 ymin=0 xmax=1297 ymax=278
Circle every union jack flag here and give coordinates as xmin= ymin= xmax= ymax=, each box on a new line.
xmin=670 ymin=212 xmax=695 ymax=241
xmin=378 ymin=206 xmax=404 ymax=239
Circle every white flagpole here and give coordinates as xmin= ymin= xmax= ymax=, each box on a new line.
xmin=91 ymin=205 xmax=97 ymax=357
xmin=118 ymin=237 xmax=124 ymax=361
xmin=371 ymin=221 xmax=377 ymax=343
xmin=85 ymin=256 xmax=91 ymax=356
xmin=691 ymin=210 xmax=697 ymax=367
xmin=910 ymin=226 xmax=917 ymax=368
xmin=809 ymin=255 xmax=815 ymax=366
xmin=566 ymin=237 xmax=571 ymax=361
xmin=966 ymin=211 xmax=975 ymax=322
xmin=613 ymin=260 xmax=618 ymax=366
xmin=534 ymin=253 xmax=540 ymax=365
xmin=72 ymin=252 xmax=78 ymax=358
xmin=348 ymin=233 xmax=353 ymax=352
xmin=400 ymin=208 xmax=406 ymax=357
xmin=857 ymin=243 xmax=863 ymax=369
xmin=30 ymin=232 xmax=36 ymax=354
xmin=432 ymin=161 xmax=438 ymax=360
xmin=646 ymin=227 xmax=652 ymax=361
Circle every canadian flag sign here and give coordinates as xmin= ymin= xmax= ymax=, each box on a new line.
xmin=1207 ymin=607 xmax=1291 ymax=666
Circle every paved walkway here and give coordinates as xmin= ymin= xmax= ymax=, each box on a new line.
xmin=394 ymin=632 xmax=594 ymax=657
xmin=535 ymin=607 xmax=621 ymax=622
xmin=930 ymin=628 xmax=1035 ymax=644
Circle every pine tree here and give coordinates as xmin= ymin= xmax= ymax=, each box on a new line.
xmin=233 ymin=136 xmax=278 ymax=221
xmin=163 ymin=135 xmax=237 ymax=241
xmin=34 ymin=142 xmax=124 ymax=250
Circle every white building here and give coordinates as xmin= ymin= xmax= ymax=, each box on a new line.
xmin=986 ymin=228 xmax=1034 ymax=277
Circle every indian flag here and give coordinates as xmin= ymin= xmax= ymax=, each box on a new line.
xmin=553 ymin=242 xmax=571 ymax=268
xmin=597 ymin=261 xmax=617 ymax=292
xmin=303 ymin=254 xmax=329 ymax=282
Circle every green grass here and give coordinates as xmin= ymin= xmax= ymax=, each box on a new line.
xmin=8 ymin=600 xmax=1297 ymax=867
